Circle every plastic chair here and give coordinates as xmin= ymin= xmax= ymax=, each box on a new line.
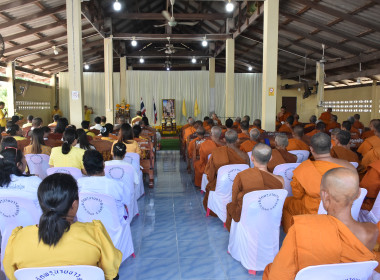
xmin=0 ymin=197 xmax=41 ymax=273
xmin=15 ymin=265 xmax=105 ymax=280
xmin=47 ymin=167 xmax=83 ymax=180
xmin=228 ymin=189 xmax=288 ymax=274
xmin=318 ymin=188 xmax=367 ymax=221
xmin=294 ymin=261 xmax=378 ymax=280
xmin=288 ymin=150 xmax=310 ymax=163
xmin=273 ymin=163 xmax=301 ymax=197
xmin=124 ymin=153 xmax=144 ymax=199
xmin=104 ymin=165 xmax=138 ymax=221
xmin=200 ymin=154 xmax=212 ymax=193
xmin=25 ymin=154 xmax=50 ymax=179
xmin=358 ymin=192 xmax=380 ymax=224
xmin=76 ymin=193 xmax=134 ymax=262
xmin=207 ymin=164 xmax=250 ymax=222
xmin=247 ymin=151 xmax=254 ymax=168
xmin=350 ymin=162 xmax=359 ymax=168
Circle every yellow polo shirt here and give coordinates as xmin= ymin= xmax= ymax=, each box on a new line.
xmin=0 ymin=109 xmax=6 ymax=127
xmin=49 ymin=146 xmax=85 ymax=170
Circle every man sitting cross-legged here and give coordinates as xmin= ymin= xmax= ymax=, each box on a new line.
xmin=282 ymin=132 xmax=356 ymax=233
xmin=264 ymin=167 xmax=378 ymax=279
xmin=225 ymin=143 xmax=284 ymax=231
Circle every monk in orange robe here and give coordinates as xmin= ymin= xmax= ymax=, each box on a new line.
xmin=292 ymin=114 xmax=301 ymax=127
xmin=287 ymin=125 xmax=309 ymax=151
xmin=202 ymin=116 xmax=210 ymax=128
xmin=268 ymin=134 xmax=297 ymax=172
xmin=203 ymin=130 xmax=249 ymax=213
xmin=282 ymin=132 xmax=356 ymax=233
xmin=306 ymin=121 xmax=326 ymax=137
xmin=361 ymin=119 xmax=380 ymax=140
xmin=194 ymin=126 xmax=224 ymax=187
xmin=278 ymin=115 xmax=293 ymax=133
xmin=237 ymin=121 xmax=249 ymax=139
xmin=353 ymin=114 xmax=364 ymax=130
xmin=188 ymin=126 xmax=206 ymax=160
xmin=326 ymin=114 xmax=340 ymax=131
xmin=249 ymin=119 xmax=265 ymax=134
xmin=240 ymin=128 xmax=260 ymax=153
xmin=183 ymin=118 xmax=196 ymax=144
xmin=304 ymin=115 xmax=317 ymax=131
xmin=276 ymin=106 xmax=292 ymax=124
xmin=358 ymin=121 xmax=380 ymax=157
xmin=211 ymin=113 xmax=222 ymax=126
xmin=360 ymin=160 xmax=380 ymax=211
xmin=226 ymin=143 xmax=284 ymax=231
xmin=330 ymin=130 xmax=359 ymax=163
xmin=264 ymin=167 xmax=378 ymax=280
xmin=233 ymin=117 xmax=241 ymax=130
xmin=319 ymin=107 xmax=332 ymax=124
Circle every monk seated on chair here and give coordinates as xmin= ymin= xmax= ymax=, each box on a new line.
xmin=330 ymin=130 xmax=359 ymax=164
xmin=342 ymin=120 xmax=360 ymax=140
xmin=267 ymin=134 xmax=297 ymax=173
xmin=358 ymin=120 xmax=380 ymax=159
xmin=203 ymin=130 xmax=249 ymax=215
xmin=225 ymin=143 xmax=284 ymax=231
xmin=326 ymin=114 xmax=340 ymax=131
xmin=287 ymin=125 xmax=309 ymax=151
xmin=282 ymin=132 xmax=356 ymax=233
xmin=237 ymin=121 xmax=250 ymax=139
xmin=292 ymin=114 xmax=301 ymax=127
xmin=306 ymin=121 xmax=326 ymax=138
xmin=278 ymin=116 xmax=293 ymax=133
xmin=304 ymin=115 xmax=317 ymax=132
xmin=362 ymin=119 xmax=380 ymax=140
xmin=250 ymin=119 xmax=265 ymax=134
xmin=264 ymin=167 xmax=378 ymax=280
xmin=239 ymin=128 xmax=260 ymax=153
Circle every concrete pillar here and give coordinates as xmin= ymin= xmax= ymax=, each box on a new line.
xmin=120 ymin=56 xmax=127 ymax=102
xmin=6 ymin=62 xmax=15 ymax=116
xmin=104 ymin=36 xmax=114 ymax=124
xmin=316 ymin=61 xmax=325 ymax=116
xmin=209 ymin=58 xmax=215 ymax=114
xmin=261 ymin=0 xmax=279 ymax=131
xmin=50 ymin=74 xmax=57 ymax=112
xmin=225 ymin=38 xmax=235 ymax=118
xmin=66 ymin=0 xmax=84 ymax=126
xmin=371 ymin=80 xmax=380 ymax=119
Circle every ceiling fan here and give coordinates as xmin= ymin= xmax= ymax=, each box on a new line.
xmin=154 ymin=0 xmax=198 ymax=28
xmin=155 ymin=38 xmax=187 ymax=54
xmin=319 ymin=44 xmax=341 ymax=64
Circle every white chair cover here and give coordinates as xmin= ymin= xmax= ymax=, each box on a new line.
xmin=25 ymin=154 xmax=50 ymax=179
xmin=358 ymin=192 xmax=380 ymax=224
xmin=350 ymin=162 xmax=359 ymax=168
xmin=14 ymin=265 xmax=105 ymax=280
xmin=228 ymin=189 xmax=288 ymax=272
xmin=247 ymin=151 xmax=254 ymax=168
xmin=76 ymin=193 xmax=134 ymax=262
xmin=273 ymin=163 xmax=301 ymax=197
xmin=200 ymin=154 xmax=212 ymax=193
xmin=294 ymin=261 xmax=378 ymax=280
xmin=208 ymin=164 xmax=250 ymax=223
xmin=124 ymin=153 xmax=144 ymax=199
xmin=318 ymin=188 xmax=367 ymax=221
xmin=104 ymin=165 xmax=138 ymax=222
xmin=47 ymin=167 xmax=83 ymax=180
xmin=0 ymin=197 xmax=41 ymax=274
xmin=288 ymin=150 xmax=310 ymax=163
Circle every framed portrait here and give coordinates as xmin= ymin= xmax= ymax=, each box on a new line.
xmin=162 ymin=99 xmax=175 ymax=119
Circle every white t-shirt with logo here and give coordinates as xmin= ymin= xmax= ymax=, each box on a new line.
xmin=0 ymin=174 xmax=42 ymax=205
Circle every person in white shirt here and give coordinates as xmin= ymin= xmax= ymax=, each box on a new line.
xmin=90 ymin=117 xmax=103 ymax=131
xmin=77 ymin=150 xmax=130 ymax=222
xmin=0 ymin=147 xmax=42 ymax=205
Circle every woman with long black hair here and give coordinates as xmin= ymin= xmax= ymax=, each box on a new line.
xmin=24 ymin=128 xmax=51 ymax=156
xmin=3 ymin=173 xmax=122 ymax=280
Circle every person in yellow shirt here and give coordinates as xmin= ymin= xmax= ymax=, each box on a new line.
xmin=48 ymin=114 xmax=60 ymax=127
xmin=3 ymin=173 xmax=122 ymax=280
xmin=80 ymin=120 xmax=96 ymax=137
xmin=49 ymin=128 xmax=85 ymax=172
xmin=0 ymin=101 xmax=8 ymax=132
xmin=22 ymin=115 xmax=34 ymax=129
xmin=51 ymin=105 xmax=63 ymax=117
xmin=84 ymin=105 xmax=93 ymax=122
xmin=111 ymin=123 xmax=141 ymax=156
xmin=7 ymin=124 xmax=27 ymax=141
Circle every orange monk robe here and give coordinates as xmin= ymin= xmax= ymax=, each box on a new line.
xmin=287 ymin=138 xmax=309 ymax=151
xmin=203 ymin=146 xmax=247 ymax=212
xmin=331 ymin=139 xmax=336 ymax=147
xmin=194 ymin=139 xmax=221 ymax=187
xmin=304 ymin=123 xmax=315 ymax=130
xmin=225 ymin=168 xmax=283 ymax=230
xmin=183 ymin=126 xmax=196 ymax=143
xmin=360 ymin=160 xmax=380 ymax=211
xmin=204 ymin=125 xmax=211 ymax=132
xmin=282 ymin=160 xmax=343 ymax=232
xmin=239 ymin=140 xmax=258 ymax=153
xmin=362 ymin=147 xmax=380 ymax=169
xmin=264 ymin=215 xmax=376 ymax=280
xmin=187 ymin=136 xmax=201 ymax=159
xmin=278 ymin=111 xmax=292 ymax=123
xmin=278 ymin=124 xmax=293 ymax=133
xmin=362 ymin=130 xmax=375 ymax=140
xmin=326 ymin=121 xmax=341 ymax=131
xmin=319 ymin=111 xmax=332 ymax=124
xmin=202 ymin=121 xmax=208 ymax=127
xmin=353 ymin=120 xmax=364 ymax=130
xmin=233 ymin=122 xmax=241 ymax=129
xmin=330 ymin=146 xmax=359 ymax=163
xmin=237 ymin=132 xmax=249 ymax=139
xmin=181 ymin=124 xmax=191 ymax=140
xmin=267 ymin=149 xmax=297 ymax=173
xmin=358 ymin=136 xmax=380 ymax=156
xmin=292 ymin=120 xmax=301 ymax=127
xmin=248 ymin=126 xmax=265 ymax=134
xmin=305 ymin=129 xmax=319 ymax=137
xmin=350 ymin=127 xmax=361 ymax=139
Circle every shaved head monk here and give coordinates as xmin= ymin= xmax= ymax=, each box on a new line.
xmin=331 ymin=130 xmax=359 ymax=164
xmin=203 ymin=130 xmax=249 ymax=214
xmin=264 ymin=167 xmax=378 ymax=280
xmin=287 ymin=125 xmax=309 ymax=151
xmin=267 ymin=134 xmax=297 ymax=173
xmin=278 ymin=116 xmax=294 ymax=133
xmin=188 ymin=126 xmax=206 ymax=164
xmin=326 ymin=114 xmax=340 ymax=131
xmin=306 ymin=121 xmax=326 ymax=137
xmin=194 ymin=126 xmax=224 ymax=188
xmin=238 ymin=121 xmax=250 ymax=139
xmin=282 ymin=132 xmax=356 ymax=232
xmin=183 ymin=118 xmax=196 ymax=143
xmin=250 ymin=119 xmax=265 ymax=133
xmin=225 ymin=143 xmax=284 ymax=231
xmin=358 ymin=121 xmax=380 ymax=159
xmin=292 ymin=114 xmax=300 ymax=127
xmin=362 ymin=119 xmax=380 ymax=140
xmin=304 ymin=115 xmax=317 ymax=131
xmin=319 ymin=107 xmax=332 ymax=124
xmin=277 ymin=106 xmax=291 ymax=124
xmin=330 ymin=128 xmax=340 ymax=147
xmin=240 ymin=128 xmax=260 ymax=153
xmin=233 ymin=117 xmax=241 ymax=129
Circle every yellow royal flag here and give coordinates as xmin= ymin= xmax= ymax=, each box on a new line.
xmin=182 ymin=99 xmax=187 ymax=117
xmin=194 ymin=98 xmax=200 ymax=117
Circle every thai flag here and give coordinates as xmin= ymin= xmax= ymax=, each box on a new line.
xmin=140 ymin=97 xmax=146 ymax=117
xmin=153 ymin=98 xmax=157 ymax=124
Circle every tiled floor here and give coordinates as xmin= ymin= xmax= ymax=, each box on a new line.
xmin=119 ymin=150 xmax=264 ymax=280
